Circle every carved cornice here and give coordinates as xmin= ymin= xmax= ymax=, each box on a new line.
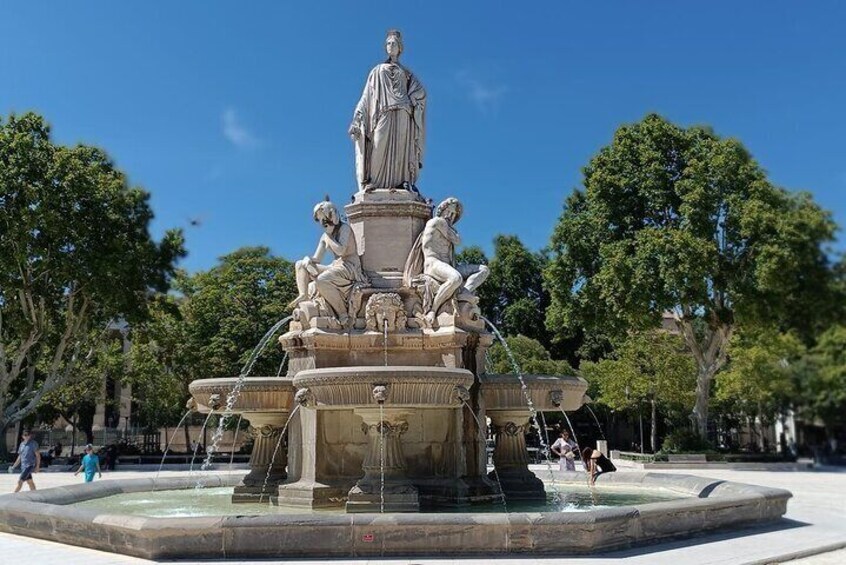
xmin=293 ymin=366 xmax=473 ymax=408
xmin=345 ymin=201 xmax=432 ymax=221
xmin=479 ymin=373 xmax=588 ymax=411
xmin=188 ymin=377 xmax=296 ymax=413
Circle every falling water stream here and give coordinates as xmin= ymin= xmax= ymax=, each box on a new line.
xmin=461 ymin=400 xmax=508 ymax=513
xmin=156 ymin=409 xmax=193 ymax=479
xmin=256 ymin=405 xmax=301 ymax=502
xmin=196 ymin=316 xmax=293 ymax=484
xmin=275 ymin=352 xmax=289 ymax=377
xmin=189 ymin=410 xmax=216 ymax=475
xmin=585 ymin=404 xmax=607 ymax=441
xmin=481 ymin=317 xmax=562 ymax=503
xmin=558 ymin=408 xmax=585 ymax=471
xmin=379 ymin=402 xmax=385 ymax=513
xmin=379 ymin=318 xmax=388 ymax=513
xmin=228 ymin=414 xmax=243 ymax=474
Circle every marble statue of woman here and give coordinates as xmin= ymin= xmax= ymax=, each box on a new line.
xmin=349 ymin=29 xmax=426 ymax=192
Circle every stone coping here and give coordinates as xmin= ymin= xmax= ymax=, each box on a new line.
xmin=0 ymin=471 xmax=790 ymax=560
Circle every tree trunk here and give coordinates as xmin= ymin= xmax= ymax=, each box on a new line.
xmin=70 ymin=416 xmax=78 ymax=457
xmin=0 ymin=424 xmax=9 ymax=457
xmin=674 ymin=313 xmax=731 ymax=441
xmin=650 ymin=398 xmax=658 ymax=453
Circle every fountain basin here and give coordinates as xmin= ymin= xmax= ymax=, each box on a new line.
xmin=188 ymin=376 xmax=295 ymax=414
xmin=0 ymin=472 xmax=790 ymax=559
xmin=188 ymin=377 xmax=296 ymax=502
xmin=293 ymin=366 xmax=474 ymax=408
xmin=480 ymin=373 xmax=588 ymax=411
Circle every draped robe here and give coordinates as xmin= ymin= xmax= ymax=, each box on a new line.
xmin=351 ymin=61 xmax=426 ymax=190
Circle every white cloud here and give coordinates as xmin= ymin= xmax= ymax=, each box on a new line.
xmin=221 ymin=108 xmax=258 ymax=148
xmin=456 ymin=71 xmax=507 ymax=113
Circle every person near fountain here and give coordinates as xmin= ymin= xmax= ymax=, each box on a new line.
xmin=74 ymin=445 xmax=102 ymax=483
xmin=403 ymin=197 xmax=489 ymax=327
xmin=11 ymin=429 xmax=40 ymax=492
xmin=289 ymin=199 xmax=367 ymax=326
xmin=349 ymin=29 xmax=426 ymax=192
xmin=552 ymin=429 xmax=578 ymax=472
xmin=581 ymin=446 xmax=617 ymax=486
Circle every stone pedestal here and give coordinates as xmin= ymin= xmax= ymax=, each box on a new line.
xmin=345 ymin=190 xmax=432 ymax=288
xmin=488 ymin=410 xmax=545 ymax=501
xmin=233 ymin=412 xmax=290 ymax=503
xmin=346 ymin=407 xmax=419 ymax=512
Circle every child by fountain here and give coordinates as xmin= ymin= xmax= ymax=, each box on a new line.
xmin=551 ymin=429 xmax=577 ymax=472
xmin=74 ymin=445 xmax=102 ymax=483
xmin=581 ymin=446 xmax=616 ymax=486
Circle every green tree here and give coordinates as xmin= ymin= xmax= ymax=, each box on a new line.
xmin=0 ymin=113 xmax=184 ymax=452
xmin=122 ymin=295 xmax=188 ymax=431
xmin=797 ymin=325 xmax=846 ymax=441
xmin=474 ymin=236 xmax=551 ymax=345
xmin=581 ymin=330 xmax=695 ymax=451
xmin=715 ymin=328 xmax=803 ymax=449
xmin=487 ymin=334 xmax=574 ymax=376
xmin=177 ymin=247 xmax=296 ymax=378
xmin=545 ymin=114 xmax=836 ymax=437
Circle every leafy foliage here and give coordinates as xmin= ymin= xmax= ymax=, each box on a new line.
xmin=716 ymin=328 xmax=804 ymax=423
xmin=176 ymin=247 xmax=296 ymax=378
xmin=487 ymin=335 xmax=574 ymax=376
xmin=658 ymin=428 xmax=714 ymax=454
xmin=0 ymin=112 xmax=184 ymax=447
xmin=581 ymin=330 xmax=695 ymax=422
xmin=797 ymin=325 xmax=846 ymax=433
xmin=544 ymin=113 xmax=836 ymax=435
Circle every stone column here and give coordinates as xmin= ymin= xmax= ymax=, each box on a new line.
xmin=233 ymin=412 xmax=289 ymax=503
xmin=346 ymin=407 xmax=419 ymax=512
xmin=488 ymin=409 xmax=545 ymax=501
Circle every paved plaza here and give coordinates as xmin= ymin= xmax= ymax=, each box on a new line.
xmin=0 ymin=465 xmax=842 ymax=564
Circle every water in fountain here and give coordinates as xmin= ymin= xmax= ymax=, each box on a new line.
xmin=461 ymin=399 xmax=508 ymax=512
xmin=188 ymin=410 xmax=216 ymax=475
xmin=228 ymin=414 xmax=243 ymax=474
xmin=481 ymin=317 xmax=562 ymax=503
xmin=558 ymin=408 xmax=585 ymax=471
xmin=382 ymin=318 xmax=388 ymax=366
xmin=197 ymin=316 xmax=293 ymax=482
xmin=379 ymin=402 xmax=385 ymax=513
xmin=275 ymin=352 xmax=289 ymax=377
xmin=156 ymin=409 xmax=193 ymax=479
xmin=585 ymin=403 xmax=607 ymax=441
xmin=256 ymin=405 xmax=301 ymax=503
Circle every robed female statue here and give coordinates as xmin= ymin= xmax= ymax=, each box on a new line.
xmin=349 ymin=30 xmax=426 ymax=192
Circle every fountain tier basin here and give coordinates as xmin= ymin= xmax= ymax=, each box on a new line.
xmin=292 ymin=365 xmax=474 ymax=408
xmin=0 ymin=471 xmax=790 ymax=559
xmin=285 ymin=366 xmax=478 ymax=512
xmin=188 ymin=377 xmax=296 ymax=502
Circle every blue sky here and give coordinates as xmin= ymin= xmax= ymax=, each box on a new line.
xmin=3 ymin=1 xmax=845 ymax=271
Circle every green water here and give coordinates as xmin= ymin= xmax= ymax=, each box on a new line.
xmin=72 ymin=486 xmax=684 ymax=518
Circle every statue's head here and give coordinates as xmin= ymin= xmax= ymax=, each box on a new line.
xmin=435 ymin=197 xmax=462 ymax=224
xmin=313 ymin=199 xmax=340 ymax=228
xmin=385 ymin=29 xmax=403 ymax=60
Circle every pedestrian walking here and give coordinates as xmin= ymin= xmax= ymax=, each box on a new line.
xmin=12 ymin=429 xmax=41 ymax=492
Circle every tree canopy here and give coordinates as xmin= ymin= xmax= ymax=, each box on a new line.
xmin=545 ymin=114 xmax=836 ymax=437
xmin=0 ymin=112 xmax=184 ymax=449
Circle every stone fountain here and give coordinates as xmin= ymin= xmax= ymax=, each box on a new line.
xmin=0 ymin=30 xmax=791 ymax=560
xmin=190 ymin=29 xmax=588 ymax=511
